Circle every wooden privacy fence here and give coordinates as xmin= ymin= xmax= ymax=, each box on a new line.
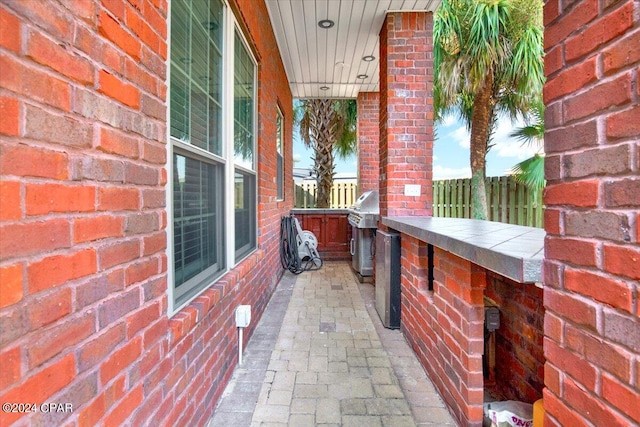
xmin=295 ymin=176 xmax=543 ymax=228
xmin=433 ymin=176 xmax=543 ymax=228
xmin=294 ymin=180 xmax=357 ymax=209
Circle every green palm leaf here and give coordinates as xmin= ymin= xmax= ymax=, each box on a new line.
xmin=511 ymin=153 xmax=545 ymax=191
xmin=434 ymin=0 xmax=544 ymax=219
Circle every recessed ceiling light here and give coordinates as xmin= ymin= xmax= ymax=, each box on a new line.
xmin=357 ymin=74 xmax=368 ymax=79
xmin=362 ymin=55 xmax=375 ymax=62
xmin=318 ymin=19 xmax=334 ymax=29
xmin=320 ymin=86 xmax=330 ymax=91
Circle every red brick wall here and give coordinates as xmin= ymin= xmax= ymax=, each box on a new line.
xmin=378 ymin=12 xmax=434 ymax=218
xmin=0 ymin=0 xmax=292 ymax=426
xmin=543 ymin=0 xmax=639 ymax=425
xmin=485 ymin=273 xmax=544 ymax=404
xmin=356 ymin=92 xmax=379 ymax=194
xmin=401 ymin=239 xmax=486 ymax=426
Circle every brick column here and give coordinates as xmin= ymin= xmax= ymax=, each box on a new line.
xmin=356 ymin=92 xmax=379 ymax=195
xmin=543 ymin=1 xmax=639 ymax=426
xmin=379 ymin=12 xmax=434 ymax=218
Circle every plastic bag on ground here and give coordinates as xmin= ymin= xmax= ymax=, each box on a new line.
xmin=484 ymin=400 xmax=534 ymax=427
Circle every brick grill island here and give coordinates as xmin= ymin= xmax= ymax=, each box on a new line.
xmin=382 ymin=216 xmax=545 ymax=426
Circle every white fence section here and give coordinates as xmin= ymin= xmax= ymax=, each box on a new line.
xmin=295 ymin=180 xmax=358 ymax=208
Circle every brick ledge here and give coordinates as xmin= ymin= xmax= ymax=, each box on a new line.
xmin=168 ymin=249 xmax=265 ymax=347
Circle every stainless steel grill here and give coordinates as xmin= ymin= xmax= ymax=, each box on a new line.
xmin=347 ymin=191 xmax=380 ymax=229
xmin=348 ymin=191 xmax=379 ymax=278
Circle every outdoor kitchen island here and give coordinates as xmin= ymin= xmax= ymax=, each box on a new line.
xmin=381 ymin=216 xmax=545 ymax=426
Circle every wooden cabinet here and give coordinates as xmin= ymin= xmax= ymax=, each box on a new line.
xmin=293 ymin=210 xmax=352 ymax=261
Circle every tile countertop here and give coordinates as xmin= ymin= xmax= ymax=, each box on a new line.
xmin=290 ymin=208 xmax=350 ymax=214
xmin=382 ymin=216 xmax=545 ymax=284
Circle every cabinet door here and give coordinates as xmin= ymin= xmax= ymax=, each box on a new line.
xmin=303 ymin=215 xmax=325 ymax=246
xmin=324 ymin=215 xmax=348 ymax=252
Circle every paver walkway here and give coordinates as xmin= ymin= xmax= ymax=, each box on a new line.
xmin=208 ymin=262 xmax=456 ymax=427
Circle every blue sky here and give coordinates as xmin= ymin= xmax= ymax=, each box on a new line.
xmin=293 ymin=114 xmax=540 ymax=179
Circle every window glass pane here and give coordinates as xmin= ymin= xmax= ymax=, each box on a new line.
xmin=234 ymin=31 xmax=254 ymax=169
xmin=277 ymin=154 xmax=284 ymax=200
xmin=170 ymin=0 xmax=190 ymax=141
xmin=208 ymin=98 xmax=222 ymax=156
xmin=173 ymin=153 xmax=225 ymax=303
xmin=276 ymin=109 xmax=283 ymax=153
xmin=171 ymin=0 xmax=190 ymax=66
xmin=170 ymin=0 xmax=223 ymax=156
xmin=234 ymin=170 xmax=256 ymax=261
xmin=190 ymin=24 xmax=208 ymax=150
xmin=170 ymin=64 xmax=189 ymax=141
xmin=208 ymin=37 xmax=223 ymax=154
xmin=276 ymin=109 xmax=284 ymax=200
xmin=192 ymin=1 xmax=209 ymax=33
xmin=205 ymin=1 xmax=223 ymax=156
xmin=208 ymin=40 xmax=223 ymax=103
xmin=208 ymin=0 xmax=223 ymax=48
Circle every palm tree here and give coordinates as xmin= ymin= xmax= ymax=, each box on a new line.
xmin=434 ymin=0 xmax=544 ymax=219
xmin=297 ymin=99 xmax=357 ymax=208
xmin=510 ymin=101 xmax=545 ymax=191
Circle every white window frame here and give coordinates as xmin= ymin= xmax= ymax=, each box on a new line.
xmin=230 ymin=27 xmax=258 ymax=263
xmin=167 ymin=0 xmax=258 ymax=316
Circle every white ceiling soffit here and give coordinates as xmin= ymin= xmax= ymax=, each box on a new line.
xmin=265 ymin=0 xmax=441 ymax=99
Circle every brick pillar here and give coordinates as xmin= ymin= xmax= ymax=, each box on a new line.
xmin=543 ymin=1 xmax=639 ymax=426
xmin=379 ymin=12 xmax=434 ymax=218
xmin=356 ymin=92 xmax=379 ymax=195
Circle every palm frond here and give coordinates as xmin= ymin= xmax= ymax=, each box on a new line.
xmin=509 ymin=100 xmax=544 ymax=147
xmin=298 ymin=113 xmax=312 ymax=147
xmin=434 ymin=0 xmax=465 ymax=113
xmin=508 ymin=24 xmax=544 ymax=100
xmin=510 ymin=124 xmax=544 ymax=145
xmin=511 ymin=154 xmax=545 ymax=190
xmin=466 ymin=0 xmax=510 ymax=90
xmin=333 ymin=99 xmax=357 ymax=160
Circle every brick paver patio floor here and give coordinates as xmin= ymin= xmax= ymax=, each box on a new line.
xmin=208 ymin=262 xmax=456 ymax=427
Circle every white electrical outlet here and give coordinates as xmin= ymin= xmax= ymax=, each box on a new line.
xmin=404 ymin=184 xmax=421 ymax=196
xmin=235 ymin=305 xmax=251 ymax=328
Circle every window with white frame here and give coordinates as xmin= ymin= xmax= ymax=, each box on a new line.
xmin=233 ymin=30 xmax=256 ymax=261
xmin=169 ymin=0 xmax=257 ymax=312
xmin=276 ymin=107 xmax=284 ymax=201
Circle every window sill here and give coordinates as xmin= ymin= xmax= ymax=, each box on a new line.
xmin=168 ymin=249 xmax=265 ymax=348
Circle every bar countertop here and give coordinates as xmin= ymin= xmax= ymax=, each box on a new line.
xmin=382 ymin=216 xmax=545 ymax=283
xmin=290 ymin=208 xmax=350 ymax=215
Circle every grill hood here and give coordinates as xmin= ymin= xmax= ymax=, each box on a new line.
xmin=348 ymin=190 xmax=380 ymax=229
xmin=350 ymin=191 xmax=379 ymax=214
